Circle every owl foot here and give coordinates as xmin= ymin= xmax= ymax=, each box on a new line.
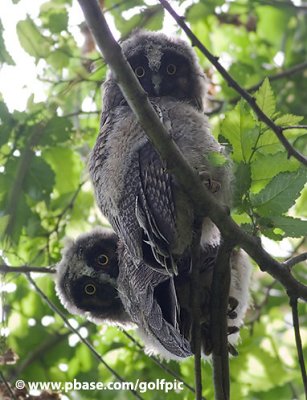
xmin=228 ymin=343 xmax=239 ymax=357
xmin=199 ymin=171 xmax=221 ymax=193
xmin=227 ymin=325 xmax=239 ymax=336
xmin=227 ymin=296 xmax=239 ymax=319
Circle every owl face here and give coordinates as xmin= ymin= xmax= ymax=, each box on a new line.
xmin=128 ymin=47 xmax=193 ymax=100
xmin=116 ymin=31 xmax=206 ymax=110
xmin=55 ymin=228 xmax=129 ymax=325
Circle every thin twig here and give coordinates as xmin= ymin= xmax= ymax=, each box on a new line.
xmin=0 ymin=265 xmax=56 ymax=274
xmin=0 ymin=371 xmax=17 ymax=400
xmin=289 ymin=296 xmax=307 ymax=398
xmin=230 ymin=61 xmax=307 ymax=102
xmin=283 ymin=253 xmax=307 ymax=269
xmin=8 ymin=322 xmax=91 ymax=382
xmin=159 ymin=0 xmax=307 ymax=166
xmin=246 ymin=279 xmax=277 ymax=325
xmin=211 ymin=241 xmax=233 ymax=400
xmin=26 ymin=274 xmax=144 ymax=400
xmin=282 ymin=125 xmax=307 ymax=131
xmin=122 ymin=331 xmax=207 ymax=399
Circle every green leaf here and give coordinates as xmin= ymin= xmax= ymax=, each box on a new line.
xmin=40 ymin=116 xmax=72 ymax=146
xmin=220 ymin=100 xmax=258 ymax=163
xmin=43 ymin=147 xmax=83 ymax=194
xmin=251 ymin=151 xmax=300 ymax=192
xmin=207 ymin=151 xmax=228 ymax=167
xmin=0 ymin=20 xmax=14 ymax=65
xmin=16 ymin=17 xmax=50 ymax=58
xmin=0 ymin=100 xmax=12 ymax=146
xmin=255 ymin=78 xmax=276 ymax=118
xmin=47 ymin=49 xmax=70 ymax=70
xmin=24 ymin=156 xmax=55 ymax=202
xmin=40 ymin=1 xmax=69 ymax=34
xmin=269 ymin=216 xmax=307 ymax=238
xmin=274 ymin=113 xmax=303 ymax=127
xmin=251 ymin=169 xmax=307 ymax=216
xmin=233 ymin=162 xmax=251 ymax=209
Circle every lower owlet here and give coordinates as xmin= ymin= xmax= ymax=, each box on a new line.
xmin=55 ymin=228 xmax=252 ymax=360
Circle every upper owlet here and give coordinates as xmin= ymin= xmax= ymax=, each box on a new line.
xmin=89 ymin=30 xmax=232 ymax=276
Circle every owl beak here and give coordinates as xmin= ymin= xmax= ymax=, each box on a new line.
xmin=152 ymin=74 xmax=162 ymax=95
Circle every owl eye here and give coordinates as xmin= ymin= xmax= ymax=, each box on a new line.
xmin=96 ymin=254 xmax=109 ymax=266
xmin=84 ymin=283 xmax=96 ymax=295
xmin=135 ymin=66 xmax=145 ymax=78
xmin=166 ymin=64 xmax=177 ymax=75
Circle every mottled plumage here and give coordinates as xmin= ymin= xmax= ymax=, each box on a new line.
xmin=89 ymin=31 xmax=232 ymax=277
xmin=55 ymin=228 xmax=252 ymax=360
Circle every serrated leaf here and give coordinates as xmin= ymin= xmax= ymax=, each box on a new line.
xmin=16 ymin=17 xmax=50 ymax=58
xmin=274 ymin=114 xmax=303 ymax=127
xmin=255 ymin=78 xmax=276 ymax=117
xmin=256 ymin=130 xmax=282 ymax=154
xmin=220 ymin=100 xmax=258 ymax=162
xmin=251 ymin=151 xmax=300 ymax=192
xmin=270 ymin=216 xmax=307 ymax=238
xmin=251 ymin=169 xmax=307 ymax=216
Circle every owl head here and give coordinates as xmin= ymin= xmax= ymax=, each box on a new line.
xmin=104 ymin=30 xmax=206 ymax=111
xmin=55 ymin=227 xmax=131 ymax=326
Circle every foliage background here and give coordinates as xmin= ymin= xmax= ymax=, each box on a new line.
xmin=0 ymin=0 xmax=306 ymax=399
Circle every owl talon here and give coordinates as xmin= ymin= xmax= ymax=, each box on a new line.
xmin=199 ymin=171 xmax=221 ymax=193
xmin=227 ymin=326 xmax=239 ymax=336
xmin=227 ymin=296 xmax=239 ymax=319
xmin=228 ymin=343 xmax=239 ymax=357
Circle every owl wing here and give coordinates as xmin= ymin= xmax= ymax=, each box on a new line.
xmin=118 ymin=248 xmax=192 ymax=359
xmin=136 ymin=141 xmax=178 ymax=275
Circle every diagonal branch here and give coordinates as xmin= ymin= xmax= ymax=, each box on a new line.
xmin=76 ymin=0 xmax=307 ymax=302
xmin=158 ymin=0 xmax=307 ymax=166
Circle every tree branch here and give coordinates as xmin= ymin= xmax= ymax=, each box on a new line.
xmin=230 ymin=61 xmax=307 ymax=103
xmin=0 ymin=265 xmax=56 ymax=274
xmin=158 ymin=0 xmax=307 ymax=166
xmin=289 ymin=296 xmax=307 ymax=398
xmin=282 ymin=125 xmax=307 ymax=131
xmin=0 ymin=371 xmax=17 ymax=400
xmin=76 ymin=0 xmax=307 ymax=302
xmin=190 ymin=223 xmax=203 ymax=400
xmin=283 ymin=253 xmax=307 ymax=269
xmin=211 ymin=241 xmax=233 ymax=400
